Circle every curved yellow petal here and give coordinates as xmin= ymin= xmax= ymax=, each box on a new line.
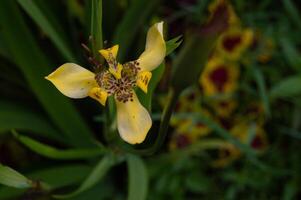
xmin=116 ymin=92 xmax=152 ymax=144
xmin=137 ymin=71 xmax=152 ymax=93
xmin=99 ymin=45 xmax=119 ymax=60
xmin=45 ymin=63 xmax=97 ymax=98
xmin=88 ymin=87 xmax=108 ymax=106
xmin=99 ymin=45 xmax=122 ymax=79
xmin=137 ymin=22 xmax=166 ymax=72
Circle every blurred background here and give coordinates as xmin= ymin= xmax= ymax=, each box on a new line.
xmin=0 ymin=0 xmax=301 ymax=199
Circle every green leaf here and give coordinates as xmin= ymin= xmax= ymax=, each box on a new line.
xmin=270 ymin=76 xmax=301 ymax=99
xmin=54 ymin=155 xmax=116 ymax=199
xmin=280 ymin=37 xmax=301 ymax=73
xmin=90 ymin=0 xmax=103 ymax=59
xmin=0 ymin=164 xmax=91 ymax=199
xmin=0 ymin=165 xmax=32 ymax=189
xmin=165 ymin=36 xmax=182 ymax=56
xmin=252 ymin=66 xmax=271 ymax=117
xmin=283 ymin=0 xmax=301 ymax=31
xmin=0 ymin=0 xmax=94 ymax=147
xmin=17 ymin=0 xmax=76 ymax=61
xmin=113 ymin=0 xmax=160 ymax=61
xmin=0 ymin=100 xmax=61 ymax=141
xmin=127 ymin=154 xmax=148 ymax=200
xmin=14 ymin=132 xmax=106 ymax=160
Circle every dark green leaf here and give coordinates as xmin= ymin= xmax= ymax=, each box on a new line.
xmin=54 ymin=155 xmax=116 ymax=199
xmin=113 ymin=0 xmax=160 ymax=61
xmin=14 ymin=132 xmax=106 ymax=160
xmin=17 ymin=0 xmax=76 ymax=61
xmin=0 ymin=0 xmax=94 ymax=147
xmin=0 ymin=164 xmax=91 ymax=199
xmin=0 ymin=100 xmax=61 ymax=141
xmin=270 ymin=76 xmax=301 ymax=99
xmin=127 ymin=154 xmax=148 ymax=200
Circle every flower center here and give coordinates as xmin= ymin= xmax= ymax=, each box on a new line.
xmin=95 ymin=61 xmax=140 ymax=103
xmin=209 ymin=65 xmax=229 ymax=91
xmin=222 ymin=35 xmax=242 ymax=52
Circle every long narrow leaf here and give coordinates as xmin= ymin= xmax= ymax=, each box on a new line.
xmin=14 ymin=132 xmax=106 ymax=160
xmin=17 ymin=0 xmax=76 ymax=61
xmin=54 ymin=155 xmax=116 ymax=199
xmin=0 ymin=100 xmax=61 ymax=141
xmin=113 ymin=0 xmax=160 ymax=61
xmin=127 ymin=154 xmax=148 ymax=200
xmin=0 ymin=164 xmax=91 ymax=199
xmin=0 ymin=0 xmax=94 ymax=147
xmin=0 ymin=165 xmax=32 ymax=189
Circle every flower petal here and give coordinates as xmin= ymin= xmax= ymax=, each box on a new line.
xmin=137 ymin=71 xmax=152 ymax=93
xmin=116 ymin=92 xmax=152 ymax=144
xmin=99 ymin=45 xmax=123 ymax=79
xmin=88 ymin=87 xmax=108 ymax=106
xmin=99 ymin=45 xmax=119 ymax=60
xmin=45 ymin=63 xmax=97 ymax=98
xmin=137 ymin=22 xmax=166 ymax=71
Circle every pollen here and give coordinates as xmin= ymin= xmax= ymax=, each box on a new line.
xmin=95 ymin=61 xmax=140 ymax=103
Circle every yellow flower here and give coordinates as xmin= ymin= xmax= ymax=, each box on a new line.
xmin=209 ymin=98 xmax=237 ymax=118
xmin=231 ymin=122 xmax=268 ymax=153
xmin=45 ymin=22 xmax=166 ymax=144
xmin=211 ymin=143 xmax=240 ymax=168
xmin=169 ymin=131 xmax=193 ymax=151
xmin=216 ymin=26 xmax=254 ymax=61
xmin=200 ymin=57 xmax=239 ymax=96
xmin=208 ymin=0 xmax=240 ymax=27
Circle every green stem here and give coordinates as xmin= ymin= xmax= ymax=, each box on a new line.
xmin=90 ymin=0 xmax=103 ymax=60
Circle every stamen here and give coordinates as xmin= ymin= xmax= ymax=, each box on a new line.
xmin=95 ymin=61 xmax=140 ymax=103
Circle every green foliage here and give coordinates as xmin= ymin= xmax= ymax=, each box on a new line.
xmin=0 ymin=0 xmax=301 ymax=199
xmin=127 ymin=154 xmax=148 ymax=200
xmin=0 ymin=165 xmax=33 ymax=189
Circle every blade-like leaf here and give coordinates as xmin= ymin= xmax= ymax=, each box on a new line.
xmin=127 ymin=154 xmax=148 ymax=200
xmin=0 ymin=164 xmax=91 ymax=200
xmin=270 ymin=76 xmax=301 ymax=99
xmin=165 ymin=36 xmax=182 ymax=56
xmin=54 ymin=155 xmax=116 ymax=199
xmin=17 ymin=0 xmax=76 ymax=61
xmin=0 ymin=100 xmax=61 ymax=141
xmin=252 ymin=66 xmax=271 ymax=117
xmin=0 ymin=0 xmax=94 ymax=147
xmin=113 ymin=0 xmax=160 ymax=61
xmin=14 ymin=132 xmax=106 ymax=160
xmin=0 ymin=165 xmax=32 ymax=189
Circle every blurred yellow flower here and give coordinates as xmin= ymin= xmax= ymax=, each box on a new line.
xmin=200 ymin=57 xmax=239 ymax=96
xmin=45 ymin=22 xmax=166 ymax=144
xmin=209 ymin=98 xmax=237 ymax=118
xmin=216 ymin=26 xmax=253 ymax=61
xmin=231 ymin=122 xmax=268 ymax=153
xmin=208 ymin=0 xmax=240 ymax=27
xmin=211 ymin=142 xmax=240 ymax=168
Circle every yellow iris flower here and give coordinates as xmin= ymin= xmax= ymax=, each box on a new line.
xmin=45 ymin=22 xmax=166 ymax=144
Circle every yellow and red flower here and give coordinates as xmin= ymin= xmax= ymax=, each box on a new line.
xmin=216 ymin=26 xmax=254 ymax=61
xmin=200 ymin=57 xmax=239 ymax=96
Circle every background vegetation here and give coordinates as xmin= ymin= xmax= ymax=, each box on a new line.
xmin=0 ymin=0 xmax=301 ymax=199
